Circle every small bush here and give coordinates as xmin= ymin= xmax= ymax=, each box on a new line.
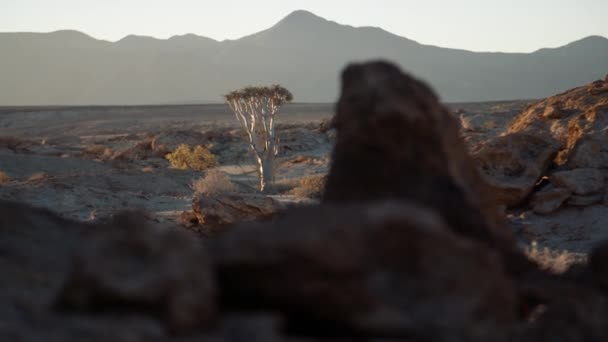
xmin=166 ymin=144 xmax=217 ymax=171
xmin=292 ymin=175 xmax=326 ymax=199
xmin=525 ymin=241 xmax=587 ymax=274
xmin=192 ymin=169 xmax=236 ymax=195
xmin=0 ymin=171 xmax=10 ymax=184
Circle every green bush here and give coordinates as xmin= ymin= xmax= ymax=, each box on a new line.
xmin=165 ymin=144 xmax=217 ymax=171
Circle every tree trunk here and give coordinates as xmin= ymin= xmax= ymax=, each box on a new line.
xmin=259 ymin=156 xmax=274 ymax=193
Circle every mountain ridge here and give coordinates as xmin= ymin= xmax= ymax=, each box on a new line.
xmin=1 ymin=10 xmax=607 ymax=105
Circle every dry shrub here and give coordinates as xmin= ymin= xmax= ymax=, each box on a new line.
xmin=0 ymin=171 xmax=10 ymax=184
xmin=191 ymin=169 xmax=236 ymax=195
xmin=292 ymin=175 xmax=326 ymax=199
xmin=82 ymin=144 xmax=113 ymax=160
xmin=27 ymin=172 xmax=48 ymax=182
xmin=525 ymin=241 xmax=587 ymax=274
xmin=165 ymin=144 xmax=217 ymax=171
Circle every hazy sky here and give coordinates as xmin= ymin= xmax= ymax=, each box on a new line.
xmin=2 ymin=0 xmax=607 ymax=52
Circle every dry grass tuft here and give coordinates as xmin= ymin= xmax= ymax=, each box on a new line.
xmin=191 ymin=169 xmax=236 ymax=195
xmin=292 ymin=175 xmax=326 ymax=199
xmin=82 ymin=144 xmax=114 ymax=160
xmin=166 ymin=144 xmax=217 ymax=171
xmin=0 ymin=171 xmax=11 ymax=184
xmin=525 ymin=241 xmax=587 ymax=274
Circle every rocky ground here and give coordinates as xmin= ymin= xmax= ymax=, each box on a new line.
xmin=1 ymin=65 xmax=608 ymax=340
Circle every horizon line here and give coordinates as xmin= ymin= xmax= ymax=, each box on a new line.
xmin=1 ymin=9 xmax=607 ymax=54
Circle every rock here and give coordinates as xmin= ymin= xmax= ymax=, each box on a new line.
xmin=460 ymin=113 xmax=493 ymax=132
xmin=530 ymin=186 xmax=572 ymax=215
xmin=590 ymin=240 xmax=608 ymax=293
xmin=210 ymin=202 xmax=517 ymax=338
xmin=473 ymin=133 xmax=560 ymax=207
xmin=517 ymin=294 xmax=608 ymax=342
xmin=568 ymin=194 xmax=603 ymax=207
xmin=543 ymin=104 xmax=565 ymax=119
xmin=567 ymin=135 xmax=608 ymax=169
xmin=323 ymin=61 xmax=515 ymax=266
xmin=506 ymin=78 xmax=608 ymax=168
xmin=178 ymin=210 xmax=199 ymax=228
xmin=192 ymin=193 xmax=283 ymax=235
xmin=552 ymin=168 xmax=604 ymax=195
xmin=55 ymin=211 xmax=217 ymax=335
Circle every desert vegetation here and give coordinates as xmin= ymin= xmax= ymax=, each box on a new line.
xmin=165 ymin=144 xmax=217 ymax=171
xmin=191 ymin=169 xmax=236 ymax=195
xmin=291 ymin=174 xmax=326 ymax=199
xmin=225 ymin=84 xmax=293 ymax=192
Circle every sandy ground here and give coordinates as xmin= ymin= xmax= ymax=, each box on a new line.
xmin=0 ymin=104 xmax=333 ymax=222
xmin=0 ymin=101 xmax=591 ymax=265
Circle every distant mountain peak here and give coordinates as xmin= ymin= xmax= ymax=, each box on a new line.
xmin=49 ymin=29 xmax=93 ymax=39
xmin=168 ymin=33 xmax=217 ymax=43
xmin=275 ymin=9 xmax=329 ymax=27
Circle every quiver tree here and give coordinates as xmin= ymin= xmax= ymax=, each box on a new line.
xmin=225 ymin=85 xmax=293 ymax=192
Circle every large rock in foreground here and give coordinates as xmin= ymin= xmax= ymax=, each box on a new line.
xmin=211 ymin=201 xmax=517 ymax=338
xmin=55 ymin=211 xmax=217 ymax=335
xmin=322 ymin=61 xmax=521 ymax=272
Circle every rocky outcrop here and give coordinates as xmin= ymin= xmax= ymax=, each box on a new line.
xmin=476 ymin=76 xmax=608 ymax=216
xmin=55 ymin=211 xmax=217 ymax=335
xmin=211 ymin=201 xmax=517 ymax=338
xmin=473 ymin=133 xmax=560 ymax=207
xmin=530 ymin=186 xmax=572 ymax=215
xmin=551 ymin=168 xmax=604 ymax=196
xmin=322 ymin=61 xmax=521 ymax=272
xmin=189 ymin=193 xmax=284 ymax=235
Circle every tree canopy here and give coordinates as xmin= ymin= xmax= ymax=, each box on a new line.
xmin=224 ymin=85 xmax=293 ymax=105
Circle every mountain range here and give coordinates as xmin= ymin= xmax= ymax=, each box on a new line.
xmin=1 ymin=10 xmax=608 ymax=105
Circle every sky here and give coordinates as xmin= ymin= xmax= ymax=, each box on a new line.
xmin=2 ymin=0 xmax=607 ymax=53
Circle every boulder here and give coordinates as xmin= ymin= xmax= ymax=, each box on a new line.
xmin=191 ymin=193 xmax=283 ymax=235
xmin=210 ymin=202 xmax=517 ymax=338
xmin=568 ymin=193 xmax=603 ymax=207
xmin=530 ymin=186 xmax=572 ymax=215
xmin=55 ymin=211 xmax=217 ymax=335
xmin=322 ymin=61 xmax=515 ymax=265
xmin=542 ymin=104 xmax=566 ymax=119
xmin=0 ymin=201 xmax=216 ymax=339
xmin=552 ymin=168 xmax=604 ymax=195
xmin=566 ymin=135 xmax=608 ymax=169
xmin=591 ymin=240 xmax=608 ymax=293
xmin=506 ymin=78 xmax=608 ymax=168
xmin=473 ymin=133 xmax=560 ymax=207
